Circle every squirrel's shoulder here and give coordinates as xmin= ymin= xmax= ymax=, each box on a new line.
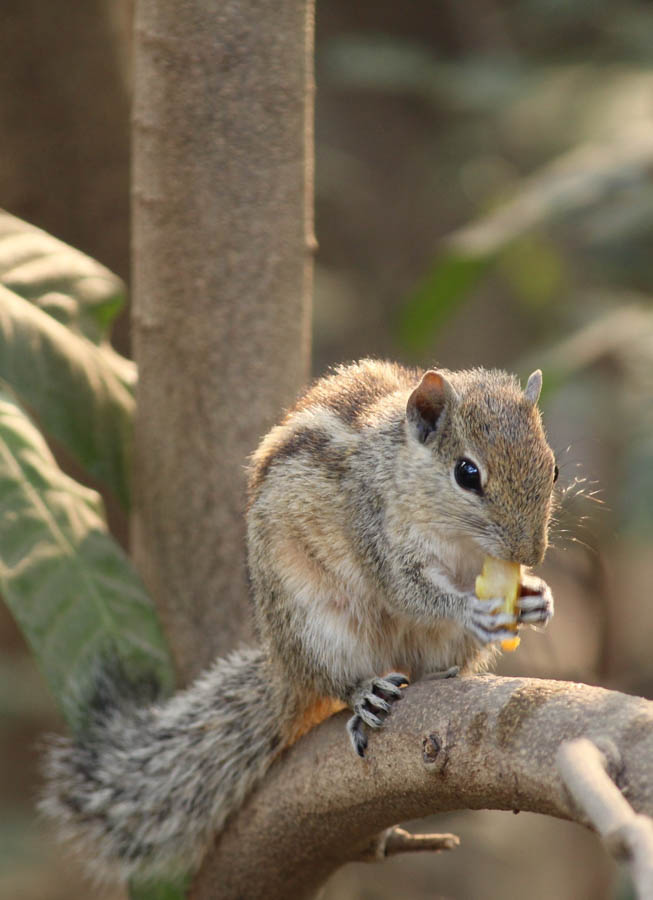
xmin=247 ymin=359 xmax=420 ymax=497
xmin=290 ymin=358 xmax=422 ymax=424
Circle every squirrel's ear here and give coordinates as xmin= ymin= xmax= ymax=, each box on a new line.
xmin=524 ymin=369 xmax=543 ymax=407
xmin=406 ymin=370 xmax=457 ymax=443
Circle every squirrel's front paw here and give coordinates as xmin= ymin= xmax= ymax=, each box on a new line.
xmin=346 ymin=673 xmax=409 ymax=758
xmin=467 ymin=594 xmax=521 ymax=646
xmin=517 ymin=575 xmax=554 ymax=627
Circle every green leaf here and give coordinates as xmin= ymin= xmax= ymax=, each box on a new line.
xmin=400 ymin=253 xmax=490 ymax=351
xmin=129 ymin=874 xmax=190 ymax=900
xmin=498 ymin=233 xmax=566 ymax=309
xmin=0 ymin=386 xmax=174 ymax=732
xmin=0 ymin=284 xmax=134 ymax=505
xmin=0 ymin=210 xmax=126 ymax=344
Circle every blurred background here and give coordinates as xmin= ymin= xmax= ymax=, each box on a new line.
xmin=2 ymin=0 xmax=653 ymax=897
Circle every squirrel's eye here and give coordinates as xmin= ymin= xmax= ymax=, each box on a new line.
xmin=553 ymin=464 xmax=559 ymax=483
xmin=454 ymin=458 xmax=482 ymax=494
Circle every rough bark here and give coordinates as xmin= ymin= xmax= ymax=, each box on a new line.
xmin=190 ymin=674 xmax=653 ymax=900
xmin=131 ymin=0 xmax=314 ymax=683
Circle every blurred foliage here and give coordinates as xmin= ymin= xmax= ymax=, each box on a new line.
xmin=0 ymin=212 xmax=135 ymax=506
xmin=0 ymin=210 xmax=126 ymax=344
xmin=0 ymin=386 xmax=173 ymax=732
xmin=401 ymin=131 xmax=653 ymax=349
xmin=326 ymin=36 xmax=653 ymax=352
xmin=129 ymin=876 xmax=191 ymax=900
xmin=318 ymin=3 xmax=653 ymax=554
xmin=0 ymin=216 xmax=179 ymax=897
xmin=534 ymin=304 xmax=653 ymax=534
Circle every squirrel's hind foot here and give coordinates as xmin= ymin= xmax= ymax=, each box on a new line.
xmin=346 ymin=673 xmax=409 ymax=758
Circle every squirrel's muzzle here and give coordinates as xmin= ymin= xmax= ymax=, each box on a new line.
xmin=507 ymin=532 xmax=547 ymax=568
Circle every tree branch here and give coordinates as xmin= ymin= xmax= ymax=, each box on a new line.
xmin=557 ymin=737 xmax=653 ymax=898
xmin=191 ymin=674 xmax=653 ymax=900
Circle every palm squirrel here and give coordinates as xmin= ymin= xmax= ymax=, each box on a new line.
xmin=41 ymin=359 xmax=556 ymax=882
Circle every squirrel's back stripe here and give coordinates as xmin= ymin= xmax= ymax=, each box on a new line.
xmin=293 ymin=359 xmax=420 ymax=426
xmin=249 ymin=360 xmax=419 ymax=496
xmin=249 ymin=424 xmax=349 ymax=495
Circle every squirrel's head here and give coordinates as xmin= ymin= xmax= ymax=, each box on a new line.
xmin=404 ymin=367 xmax=556 ymax=568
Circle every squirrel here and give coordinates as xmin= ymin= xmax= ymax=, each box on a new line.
xmin=41 ymin=359 xmax=556 ymax=883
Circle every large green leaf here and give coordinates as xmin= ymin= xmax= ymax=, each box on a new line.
xmin=0 ymin=284 xmax=134 ymax=505
xmin=0 ymin=210 xmax=126 ymax=344
xmin=0 ymin=387 xmax=174 ymax=732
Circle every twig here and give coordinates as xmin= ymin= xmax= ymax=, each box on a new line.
xmin=557 ymin=737 xmax=653 ymax=900
xmin=361 ymin=826 xmax=460 ymax=861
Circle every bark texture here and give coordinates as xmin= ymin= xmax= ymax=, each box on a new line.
xmin=131 ymin=0 xmax=314 ymax=682
xmin=190 ymin=674 xmax=653 ymax=900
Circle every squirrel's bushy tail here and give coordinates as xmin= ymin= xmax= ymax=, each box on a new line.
xmin=40 ymin=647 xmax=283 ymax=883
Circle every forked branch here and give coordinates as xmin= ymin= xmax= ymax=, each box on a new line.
xmin=558 ymin=737 xmax=653 ymax=898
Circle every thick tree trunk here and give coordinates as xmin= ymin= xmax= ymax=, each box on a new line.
xmin=131 ymin=0 xmax=314 ymax=683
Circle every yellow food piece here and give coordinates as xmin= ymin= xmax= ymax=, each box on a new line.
xmin=475 ymin=556 xmax=522 ymax=652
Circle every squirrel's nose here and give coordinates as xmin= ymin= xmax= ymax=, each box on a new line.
xmin=510 ymin=533 xmax=547 ymax=568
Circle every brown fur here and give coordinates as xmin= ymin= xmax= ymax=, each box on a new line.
xmin=248 ymin=359 xmax=555 ymax=712
xmin=285 ymin=696 xmax=347 ymax=746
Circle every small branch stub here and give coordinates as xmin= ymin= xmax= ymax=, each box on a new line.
xmin=422 ymin=732 xmax=442 ymax=765
xmin=361 ymin=826 xmax=460 ymax=862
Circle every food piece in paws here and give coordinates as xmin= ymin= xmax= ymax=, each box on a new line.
xmin=475 ymin=556 xmax=521 ymax=652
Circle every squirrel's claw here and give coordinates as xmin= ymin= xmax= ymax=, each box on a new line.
xmin=468 ymin=596 xmax=520 ymax=645
xmin=363 ymin=692 xmax=391 ymax=714
xmin=346 ymin=673 xmax=409 ymax=757
xmin=517 ymin=577 xmax=554 ymax=626
xmin=347 ymin=714 xmax=368 ymax=757
xmin=373 ymin=673 xmax=408 ymax=697
xmin=467 ymin=575 xmax=554 ymax=644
